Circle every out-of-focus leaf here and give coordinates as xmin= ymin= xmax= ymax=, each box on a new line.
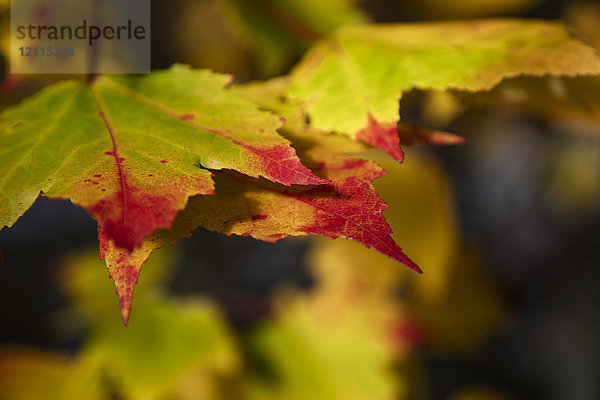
xmin=567 ymin=1 xmax=600 ymax=51
xmin=544 ymin=137 xmax=600 ymax=221
xmin=61 ymin=248 xmax=241 ymax=400
xmin=169 ymin=0 xmax=253 ymax=78
xmin=220 ymin=0 xmax=368 ymax=76
xmin=244 ymin=294 xmax=406 ymax=400
xmin=82 ymin=297 xmax=239 ymax=400
xmin=244 ymin=236 xmax=415 ymax=400
xmin=469 ymin=75 xmax=600 ymax=131
xmin=0 ymin=348 xmax=105 ymax=400
xmin=288 ymin=20 xmax=600 ymax=159
xmin=414 ymin=90 xmax=467 ymax=130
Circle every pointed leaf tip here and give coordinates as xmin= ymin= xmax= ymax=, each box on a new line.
xmin=354 ymin=117 xmax=466 ymax=162
xmin=110 ymin=262 xmax=138 ymax=326
xmin=403 ymin=257 xmax=423 ymax=274
xmin=120 ymin=303 xmax=131 ymax=326
xmin=397 ymin=122 xmax=466 ymax=147
xmin=114 ymin=270 xmax=136 ymax=326
xmin=99 ymin=228 xmax=144 ymax=325
xmin=173 ymin=153 xmax=423 ymax=274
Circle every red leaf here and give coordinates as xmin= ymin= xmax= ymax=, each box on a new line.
xmin=357 ymin=114 xmax=405 ymax=162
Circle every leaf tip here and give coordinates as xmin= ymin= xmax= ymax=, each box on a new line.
xmin=388 ymin=246 xmax=423 ymax=274
xmin=99 ymin=230 xmax=140 ymax=326
xmin=113 ymin=267 xmax=137 ymax=326
xmin=120 ymin=301 xmax=132 ymax=326
xmin=410 ymin=262 xmax=424 ymax=274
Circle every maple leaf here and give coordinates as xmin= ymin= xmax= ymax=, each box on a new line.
xmin=1 ymin=64 xmax=425 ymax=326
xmin=99 ymin=78 xmax=427 ymax=325
xmin=0 ymin=64 xmax=326 ymax=253
xmin=102 ymin=145 xmax=420 ymax=324
xmin=233 ymin=76 xmax=464 ymax=162
xmin=287 ymin=19 xmax=600 ymax=159
xmin=99 ymin=76 xmax=469 ymax=325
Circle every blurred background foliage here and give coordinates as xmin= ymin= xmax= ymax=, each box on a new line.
xmin=1 ymin=0 xmax=600 ymax=399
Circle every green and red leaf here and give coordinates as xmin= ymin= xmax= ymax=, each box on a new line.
xmin=0 ymin=65 xmax=325 ymax=252
xmin=101 ymin=146 xmax=419 ymax=324
xmin=287 ymin=19 xmax=600 ymax=159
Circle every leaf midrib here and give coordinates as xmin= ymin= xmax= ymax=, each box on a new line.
xmin=89 ymin=83 xmax=129 ymax=226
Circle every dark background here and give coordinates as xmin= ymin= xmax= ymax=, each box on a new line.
xmin=1 ymin=0 xmax=599 ymax=399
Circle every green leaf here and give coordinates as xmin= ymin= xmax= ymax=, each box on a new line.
xmin=242 ymin=229 xmax=416 ymax=400
xmin=234 ymin=77 xmax=464 ymax=163
xmin=0 ymin=348 xmax=105 ymax=400
xmin=287 ymin=19 xmax=600 ymax=159
xmin=62 ymin=247 xmax=240 ymax=400
xmin=244 ymin=298 xmax=401 ymax=400
xmin=0 ymin=64 xmax=325 ymax=252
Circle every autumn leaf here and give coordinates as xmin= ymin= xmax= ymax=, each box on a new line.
xmin=102 ymin=144 xmax=420 ymax=324
xmin=308 ymin=151 xmax=507 ymax=354
xmin=0 ymin=348 xmax=106 ymax=400
xmin=234 ymin=76 xmax=464 ymax=162
xmin=0 ymin=64 xmax=326 ymax=253
xmin=96 ymin=77 xmax=426 ymax=325
xmin=308 ymin=151 xmax=461 ymax=304
xmin=459 ymin=9 xmax=600 ymax=133
xmin=64 ymin=248 xmax=241 ymax=400
xmin=287 ymin=19 xmax=600 ymax=159
xmin=101 ymin=77 xmax=466 ymax=325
